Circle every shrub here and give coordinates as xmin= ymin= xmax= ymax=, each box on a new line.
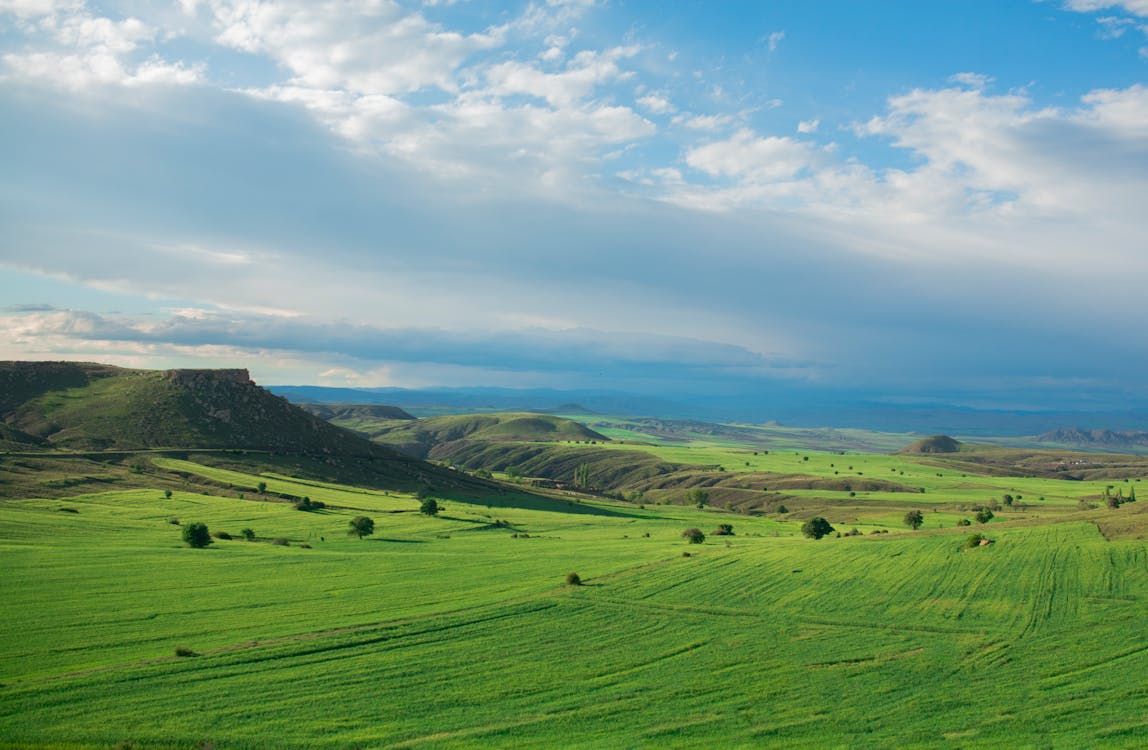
xmin=681 ymin=528 xmax=706 ymax=544
xmin=174 ymin=646 xmax=197 ymax=657
xmin=163 ymin=489 xmax=172 ymax=499
xmin=257 ymin=481 xmax=267 ymax=494
xmin=689 ymin=488 xmax=710 ymax=509
xmin=348 ymin=515 xmax=375 ymax=540
xmin=294 ymin=496 xmax=326 ymax=511
xmin=712 ymin=523 xmax=734 ymax=536
xmin=271 ymin=538 xmax=289 ymax=546
xmin=168 ymin=517 xmax=180 ymax=525
xmin=801 ymin=517 xmax=834 ymax=540
xmin=58 ymin=507 xmax=79 ymax=514
xmin=904 ymin=509 xmax=924 ymax=530
xmin=957 ymin=518 xmax=971 ymax=526
xmin=565 ymin=572 xmax=582 ymax=586
xmin=240 ymin=528 xmax=255 ymax=541
xmin=776 ymin=504 xmax=788 ymax=514
xmin=964 ymin=533 xmax=988 ymax=549
xmin=212 ymin=530 xmax=232 ymax=540
xmin=975 ymin=508 xmax=995 ymax=524
xmin=420 ymin=497 xmax=440 ymax=516
xmin=681 ymin=551 xmax=692 ymax=558
xmin=181 ymin=522 xmax=212 ymax=548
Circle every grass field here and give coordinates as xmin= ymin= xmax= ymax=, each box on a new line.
xmin=4 ymin=444 xmax=1148 ymax=748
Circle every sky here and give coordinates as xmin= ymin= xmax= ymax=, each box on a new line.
xmin=1 ymin=0 xmax=1147 ymax=417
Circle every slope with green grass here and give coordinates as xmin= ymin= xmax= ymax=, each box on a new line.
xmin=343 ymin=412 xmax=612 ymax=457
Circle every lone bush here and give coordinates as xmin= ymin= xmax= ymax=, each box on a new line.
xmin=348 ymin=515 xmax=375 ymax=540
xmin=420 ymin=497 xmax=440 ymax=516
xmin=681 ymin=528 xmax=706 ymax=544
xmin=212 ymin=530 xmax=232 ymax=540
xmin=565 ymin=571 xmax=582 ymax=586
xmin=904 ymin=509 xmax=924 ymax=530
xmin=174 ymin=646 xmax=197 ymax=657
xmin=957 ymin=518 xmax=971 ymax=527
xmin=240 ymin=528 xmax=255 ymax=541
xmin=801 ymin=517 xmax=835 ymax=540
xmin=712 ymin=523 xmax=734 ymax=536
xmin=964 ymin=533 xmax=988 ymax=549
xmin=975 ymin=508 xmax=995 ymax=524
xmin=181 ymin=522 xmax=212 ymax=548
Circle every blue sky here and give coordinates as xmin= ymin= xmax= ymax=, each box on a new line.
xmin=2 ymin=0 xmax=1147 ymax=415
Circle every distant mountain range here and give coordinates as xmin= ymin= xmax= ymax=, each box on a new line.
xmin=1034 ymin=428 xmax=1148 ymax=450
xmin=268 ymin=384 xmax=1148 ymax=436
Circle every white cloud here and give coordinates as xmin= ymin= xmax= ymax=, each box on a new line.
xmin=637 ymin=92 xmax=674 ymax=114
xmin=673 ymin=112 xmax=734 ymax=131
xmin=765 ymin=30 xmax=784 ymax=52
xmin=948 ymin=72 xmax=994 ymax=89
xmin=199 ymin=0 xmax=502 ymax=95
xmin=0 ymin=3 xmax=203 ymax=88
xmin=1063 ymin=0 xmax=1148 ymax=17
xmin=686 ymin=129 xmax=815 ymax=181
xmin=796 ymin=118 xmax=819 ymax=133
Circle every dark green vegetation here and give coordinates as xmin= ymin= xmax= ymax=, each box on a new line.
xmin=899 ymin=434 xmax=962 ymax=454
xmin=5 ymin=363 xmax=1148 ymax=747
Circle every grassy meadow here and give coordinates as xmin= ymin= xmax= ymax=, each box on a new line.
xmin=3 ymin=438 xmax=1148 ymax=747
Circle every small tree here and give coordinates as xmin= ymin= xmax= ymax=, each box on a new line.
xmin=163 ymin=489 xmax=172 ymax=499
xmin=257 ymin=481 xmax=267 ymax=494
xmin=681 ymin=528 xmax=705 ymax=544
xmin=240 ymin=528 xmax=256 ymax=541
xmin=712 ymin=523 xmax=734 ymax=536
xmin=348 ymin=516 xmax=375 ymax=540
xmin=565 ymin=571 xmax=582 ymax=586
xmin=904 ymin=509 xmax=924 ymax=530
xmin=975 ymin=508 xmax=994 ymax=524
xmin=801 ymin=517 xmax=834 ymax=540
xmin=964 ymin=533 xmax=987 ymax=549
xmin=182 ymin=522 xmax=213 ymax=548
xmin=420 ymin=497 xmax=440 ymax=516
xmin=689 ymin=488 xmax=710 ymax=509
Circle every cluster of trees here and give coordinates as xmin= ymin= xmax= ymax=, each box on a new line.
xmin=1103 ymin=485 xmax=1137 ymax=510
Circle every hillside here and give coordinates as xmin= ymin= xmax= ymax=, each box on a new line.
xmin=299 ymin=403 xmax=416 ymax=422
xmin=0 ymin=362 xmax=518 ymax=497
xmin=896 ymin=434 xmax=961 ymax=454
xmin=1035 ymin=427 xmax=1148 ymax=451
xmin=330 ymin=412 xmax=611 ymax=458
xmin=0 ymin=362 xmax=403 ymax=455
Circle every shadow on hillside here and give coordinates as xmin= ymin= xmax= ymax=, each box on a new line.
xmin=367 ymin=537 xmax=427 ymax=544
xmin=440 ymin=490 xmax=644 ymax=519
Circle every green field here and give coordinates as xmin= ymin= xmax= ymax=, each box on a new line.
xmin=4 ymin=442 xmax=1148 ymax=748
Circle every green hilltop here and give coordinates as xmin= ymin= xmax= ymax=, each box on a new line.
xmin=326 ymin=410 xmax=611 ymax=458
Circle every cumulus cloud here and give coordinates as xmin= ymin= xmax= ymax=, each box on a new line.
xmin=1063 ymin=0 xmax=1148 ymax=17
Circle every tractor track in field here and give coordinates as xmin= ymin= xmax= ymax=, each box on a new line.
xmin=2 ymin=549 xmax=700 ymax=688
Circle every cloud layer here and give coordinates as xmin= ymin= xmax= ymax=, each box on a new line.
xmin=2 ymin=0 xmax=1147 ymax=415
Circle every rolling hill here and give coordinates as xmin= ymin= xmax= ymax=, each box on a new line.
xmin=322 ymin=411 xmax=611 ymax=458
xmin=0 ymin=361 xmax=501 ymax=496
